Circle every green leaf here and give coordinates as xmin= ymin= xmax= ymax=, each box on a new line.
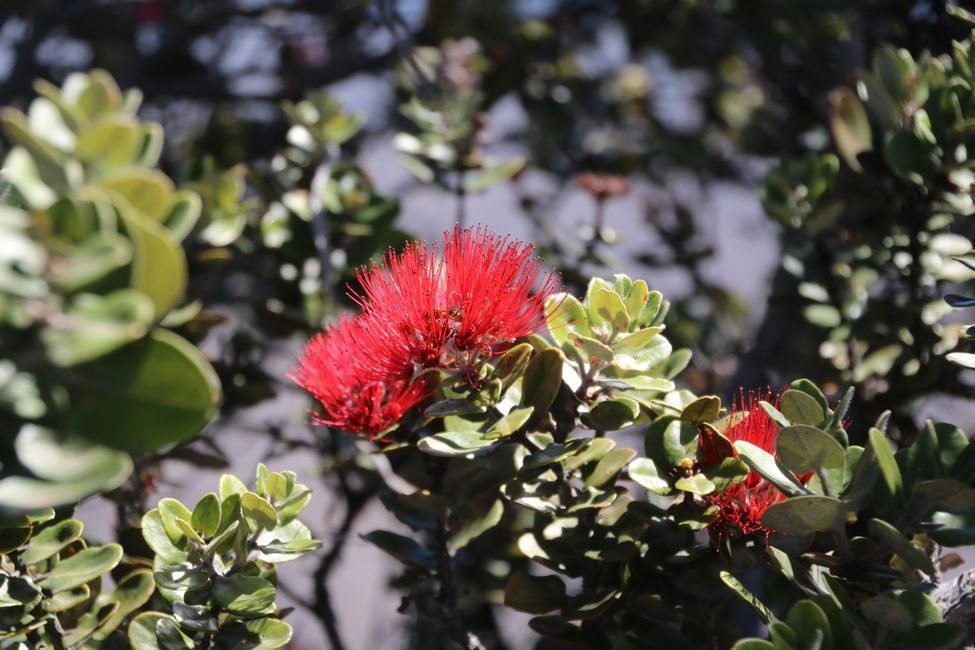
xmin=213 ymin=618 xmax=293 ymax=649
xmin=136 ymin=121 xmax=164 ymax=167
xmin=220 ymin=474 xmax=248 ymax=499
xmin=19 ymin=519 xmax=83 ymax=565
xmin=495 ymin=343 xmax=534 ymax=388
xmin=911 ymin=479 xmax=975 ymax=514
xmin=581 ymin=397 xmax=639 ymax=430
xmin=545 ymin=294 xmax=590 ymax=345
xmin=158 ymin=497 xmax=193 ymax=545
xmin=869 ymin=427 xmax=904 ymax=508
xmin=0 ymin=447 xmax=132 ymax=510
xmin=562 ymin=438 xmax=616 ymax=472
xmin=884 ymin=131 xmax=934 ymax=178
xmin=734 ymin=440 xmax=809 ymax=497
xmin=706 ymin=457 xmax=750 ymax=492
xmin=568 ymin=332 xmax=613 ymax=362
xmin=162 ymin=190 xmax=202 ymax=242
xmin=759 ymin=401 xmax=791 ymax=429
xmin=779 ymin=390 xmax=826 ymax=427
xmin=75 ymin=115 xmax=140 ymax=169
xmin=867 ymin=518 xmax=936 ymax=575
xmin=584 ymin=448 xmax=637 ymax=489
xmin=682 ymin=396 xmax=720 ymax=425
xmin=361 ymin=530 xmax=437 ymax=568
xmin=38 ymin=543 xmax=123 ymax=593
xmin=140 ymin=509 xmax=188 ymax=564
xmin=0 ymin=108 xmax=77 ymax=193
xmin=172 ymin=602 xmax=218 ymax=634
xmin=213 ymin=575 xmax=277 ymax=615
xmin=860 ymin=596 xmax=913 ymax=632
xmin=254 ymin=519 xmax=321 ymax=563
xmin=484 ymin=407 xmax=534 ymax=439
xmin=118 ymin=208 xmax=186 ymax=319
xmin=101 ymin=169 xmax=175 ymax=222
xmin=14 ymin=425 xmax=126 ymax=483
xmin=829 ymin=87 xmax=872 ymax=172
xmin=762 ymin=495 xmax=849 ymax=534
xmin=417 ymin=431 xmax=498 ymax=457
xmin=785 ymin=600 xmax=834 ymax=650
xmin=241 ymin=493 xmax=278 ymax=531
xmin=635 ymin=290 xmax=663 ymax=328
xmin=128 ymin=612 xmax=182 ymax=650
xmin=623 ymin=279 xmax=650 ymax=320
xmin=50 ymin=231 xmax=132 ymax=292
xmin=191 ymin=493 xmax=221 ymax=538
xmin=628 ymin=458 xmax=671 ymax=495
xmin=788 ymin=381 xmax=829 ymax=416
xmin=92 ymin=568 xmax=156 ymax=641
xmin=589 ymin=288 xmax=629 ymax=333
xmin=42 ymin=584 xmax=90 ymax=612
xmin=611 ymin=326 xmax=663 ymax=353
xmin=675 ymin=473 xmax=716 ymax=495
xmin=521 ymin=348 xmax=563 ymax=426
xmin=42 ymin=289 xmax=154 ymax=366
xmin=69 ymin=328 xmax=221 ymax=453
xmin=777 ymin=425 xmax=846 ymax=473
xmin=504 ymin=571 xmax=566 ymax=614
xmin=463 ymin=156 xmax=525 ymax=192
xmin=720 ymin=571 xmax=775 ymax=624
xmin=804 ymin=304 xmax=841 ymax=327
xmin=449 ymin=498 xmax=504 ymax=553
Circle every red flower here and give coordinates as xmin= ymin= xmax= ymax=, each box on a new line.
xmin=350 ymin=225 xmax=562 ymax=380
xmin=289 ymin=317 xmax=430 ymax=440
xmin=699 ymin=390 xmax=811 ymax=542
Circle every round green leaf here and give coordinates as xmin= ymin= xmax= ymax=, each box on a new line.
xmin=779 ymin=390 xmax=826 ymax=427
xmin=628 ymin=458 xmax=671 ymax=495
xmin=140 ymin=509 xmax=188 ymax=565
xmin=762 ymin=495 xmax=849 ymax=534
xmin=241 ymin=493 xmax=278 ymax=532
xmin=68 ymin=328 xmax=221 ymax=453
xmin=777 ymin=425 xmax=845 ymax=473
xmin=213 ymin=575 xmax=277 ymax=615
xmin=191 ymin=493 xmax=221 ymax=538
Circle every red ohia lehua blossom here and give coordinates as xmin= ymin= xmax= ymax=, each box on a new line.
xmin=349 ymin=225 xmax=563 ymax=381
xmin=289 ymin=316 xmax=430 ymax=441
xmin=698 ymin=389 xmax=812 ymax=542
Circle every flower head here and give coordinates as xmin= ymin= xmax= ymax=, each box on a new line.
xmin=290 ymin=317 xmax=430 ymax=440
xmin=699 ymin=390 xmax=811 ymax=542
xmin=350 ymin=225 xmax=562 ymax=381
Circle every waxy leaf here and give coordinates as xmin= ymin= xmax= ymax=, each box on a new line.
xmin=779 ymin=390 xmax=826 ymax=427
xmin=38 ymin=543 xmax=123 ymax=593
xmin=20 ymin=518 xmax=83 ymax=565
xmin=762 ymin=495 xmax=849 ymax=534
xmin=734 ymin=440 xmax=809 ymax=497
xmin=213 ymin=575 xmax=276 ymax=615
xmin=628 ymin=458 xmax=671 ymax=495
xmin=777 ymin=425 xmax=845 ymax=473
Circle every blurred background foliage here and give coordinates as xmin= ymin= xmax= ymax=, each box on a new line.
xmin=2 ymin=0 xmax=975 ymax=648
